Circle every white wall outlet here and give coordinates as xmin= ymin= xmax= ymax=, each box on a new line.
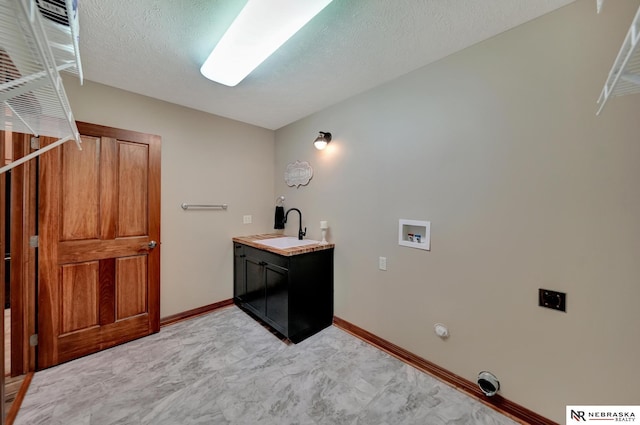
xmin=379 ymin=256 xmax=387 ymax=271
xmin=243 ymin=215 xmax=252 ymax=224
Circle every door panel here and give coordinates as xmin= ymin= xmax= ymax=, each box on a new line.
xmin=245 ymin=256 xmax=264 ymax=313
xmin=38 ymin=122 xmax=161 ymax=369
xmin=60 ymin=262 xmax=99 ymax=334
xmin=98 ymin=258 xmax=116 ymax=325
xmin=61 ymin=138 xmax=99 ymax=240
xmin=265 ymin=264 xmax=288 ymax=333
xmin=116 ymin=255 xmax=147 ymax=320
xmin=117 ymin=142 xmax=148 ymax=237
xmin=233 ymin=244 xmax=246 ymax=301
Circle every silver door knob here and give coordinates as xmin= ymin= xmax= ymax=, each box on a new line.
xmin=148 ymin=240 xmax=157 ymax=249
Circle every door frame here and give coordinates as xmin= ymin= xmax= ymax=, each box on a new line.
xmin=9 ymin=132 xmax=37 ymax=376
xmin=0 ymin=130 xmax=38 ymax=381
xmin=1 ymin=129 xmax=6 ymax=424
xmin=0 ymin=129 xmax=40 ymax=425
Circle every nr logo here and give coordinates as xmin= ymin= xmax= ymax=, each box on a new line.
xmin=571 ymin=410 xmax=586 ymax=421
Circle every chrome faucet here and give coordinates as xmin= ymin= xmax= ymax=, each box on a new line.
xmin=284 ymin=208 xmax=306 ymax=240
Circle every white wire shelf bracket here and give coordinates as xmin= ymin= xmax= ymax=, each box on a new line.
xmin=1 ymin=0 xmax=83 ymax=174
xmin=596 ymin=3 xmax=640 ymax=115
xmin=0 ymin=135 xmax=71 ymax=174
xmin=39 ymin=2 xmax=83 ymax=83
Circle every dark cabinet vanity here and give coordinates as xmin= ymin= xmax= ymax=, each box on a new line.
xmin=233 ymin=235 xmax=334 ymax=343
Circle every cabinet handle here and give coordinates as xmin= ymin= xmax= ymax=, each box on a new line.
xmin=259 ymin=261 xmax=267 ymax=266
xmin=240 ymin=254 xmax=246 ymax=258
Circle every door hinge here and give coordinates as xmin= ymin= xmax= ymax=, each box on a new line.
xmin=29 ymin=235 xmax=38 ymax=248
xmin=29 ymin=334 xmax=38 ymax=347
xmin=30 ymin=136 xmax=40 ymax=150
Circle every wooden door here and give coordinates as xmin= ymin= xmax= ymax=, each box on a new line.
xmin=38 ymin=122 xmax=161 ymax=369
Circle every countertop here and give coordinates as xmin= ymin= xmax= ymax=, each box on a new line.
xmin=232 ymin=233 xmax=335 ymax=257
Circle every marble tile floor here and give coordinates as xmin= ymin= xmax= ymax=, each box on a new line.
xmin=15 ymin=306 xmax=519 ymax=425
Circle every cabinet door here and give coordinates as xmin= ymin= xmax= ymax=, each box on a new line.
xmin=244 ymin=255 xmax=265 ymax=314
xmin=233 ymin=244 xmax=246 ymax=300
xmin=265 ymin=263 xmax=288 ymax=334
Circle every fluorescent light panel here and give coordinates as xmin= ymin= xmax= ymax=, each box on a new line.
xmin=200 ymin=0 xmax=333 ymax=87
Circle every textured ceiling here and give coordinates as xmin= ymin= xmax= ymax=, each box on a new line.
xmin=78 ymin=0 xmax=576 ymax=130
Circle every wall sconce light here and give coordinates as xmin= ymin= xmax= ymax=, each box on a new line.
xmin=314 ymin=132 xmax=332 ymax=150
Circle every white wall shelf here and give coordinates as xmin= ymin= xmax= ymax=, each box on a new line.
xmin=596 ymin=2 xmax=640 ymax=115
xmin=398 ymin=219 xmax=431 ymax=251
xmin=0 ymin=0 xmax=83 ymax=174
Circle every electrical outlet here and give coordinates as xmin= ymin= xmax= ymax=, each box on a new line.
xmin=538 ymin=288 xmax=566 ymax=312
xmin=379 ymin=256 xmax=387 ymax=271
xmin=243 ymin=215 xmax=252 ymax=224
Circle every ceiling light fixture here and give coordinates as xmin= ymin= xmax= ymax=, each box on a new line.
xmin=200 ymin=0 xmax=334 ymax=87
xmin=314 ymin=132 xmax=332 ymax=150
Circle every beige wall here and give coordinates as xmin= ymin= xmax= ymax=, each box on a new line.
xmin=275 ymin=0 xmax=640 ymax=421
xmin=62 ymin=76 xmax=275 ymax=317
